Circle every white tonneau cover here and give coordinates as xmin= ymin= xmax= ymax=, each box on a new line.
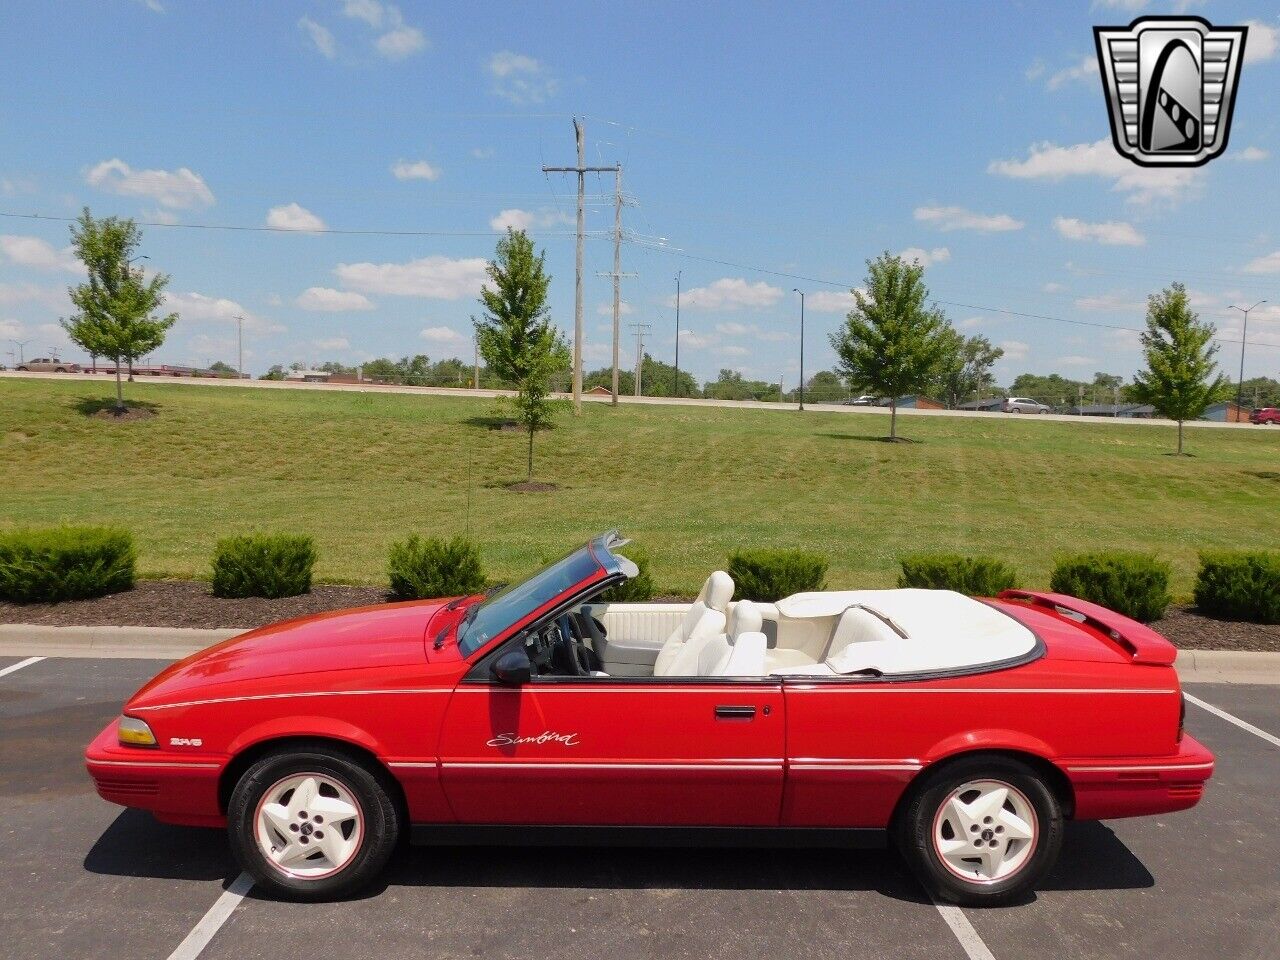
xmin=772 ymin=589 xmax=1038 ymax=677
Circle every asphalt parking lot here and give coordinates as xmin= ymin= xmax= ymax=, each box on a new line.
xmin=1 ymin=654 xmax=1276 ymax=960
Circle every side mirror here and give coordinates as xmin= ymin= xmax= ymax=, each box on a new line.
xmin=493 ymin=649 xmax=532 ymax=686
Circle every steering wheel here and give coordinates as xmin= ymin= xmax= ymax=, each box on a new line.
xmin=556 ymin=614 xmax=591 ymax=677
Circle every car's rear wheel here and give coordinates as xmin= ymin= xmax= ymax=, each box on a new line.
xmin=228 ymin=746 xmax=402 ymax=901
xmin=896 ymin=756 xmax=1063 ymax=906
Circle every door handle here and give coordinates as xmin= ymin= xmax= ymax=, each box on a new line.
xmin=714 ymin=705 xmax=756 ymax=719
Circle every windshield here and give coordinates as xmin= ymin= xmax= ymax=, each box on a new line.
xmin=456 ymin=544 xmax=603 ymax=656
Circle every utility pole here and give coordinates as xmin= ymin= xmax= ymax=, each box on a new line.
xmin=629 ymin=322 xmax=651 ymax=397
xmin=542 ymin=118 xmax=619 ymax=415
xmin=232 ymin=315 xmax=245 ymax=379
xmin=473 ymin=332 xmax=480 ymax=390
xmin=792 ymin=289 xmax=806 ymax=410
xmin=594 ymin=165 xmax=636 ymax=407
xmin=673 ymin=272 xmax=683 ymax=397
xmin=9 ymin=338 xmax=32 ymax=366
xmin=1229 ymin=300 xmax=1266 ymax=422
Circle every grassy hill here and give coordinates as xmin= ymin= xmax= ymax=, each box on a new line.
xmin=2 ymin=377 xmax=1277 ymax=599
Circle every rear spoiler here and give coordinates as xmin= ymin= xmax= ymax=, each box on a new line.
xmin=997 ymin=590 xmax=1177 ymax=666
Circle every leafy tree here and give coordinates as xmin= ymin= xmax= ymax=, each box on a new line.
xmin=474 ymin=229 xmax=569 ymax=479
xmin=829 ymin=253 xmax=951 ymax=439
xmin=1129 ymin=282 xmax=1229 ymax=455
xmin=703 ymin=368 xmax=782 ymax=402
xmin=584 ymin=354 xmax=700 ymax=398
xmin=801 ymin=370 xmax=848 ymax=403
xmin=318 ymin=360 xmax=357 ymax=376
xmin=259 ymin=364 xmax=286 ymax=381
xmin=208 ymin=360 xmax=240 ymax=378
xmin=1234 ymin=376 xmax=1280 ymax=409
xmin=60 ymin=209 xmax=177 ymax=413
xmin=933 ymin=333 xmax=1004 ymax=407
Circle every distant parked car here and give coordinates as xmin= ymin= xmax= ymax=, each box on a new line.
xmin=1250 ymin=407 xmax=1280 ymax=425
xmin=843 ymin=395 xmax=878 ymax=406
xmin=1002 ymin=396 xmax=1050 ymax=415
xmin=15 ymin=357 xmax=81 ymax=373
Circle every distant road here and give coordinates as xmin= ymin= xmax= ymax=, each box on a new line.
xmin=0 ymin=369 xmax=1259 ymax=431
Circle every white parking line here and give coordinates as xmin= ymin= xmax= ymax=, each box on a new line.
xmin=1186 ymin=693 xmax=1280 ymax=749
xmin=931 ymin=898 xmax=997 ymax=960
xmin=165 ymin=872 xmax=253 ymax=960
xmin=0 ymin=656 xmax=45 ymax=678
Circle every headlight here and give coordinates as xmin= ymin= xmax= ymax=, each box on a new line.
xmin=118 ymin=715 xmax=157 ymax=747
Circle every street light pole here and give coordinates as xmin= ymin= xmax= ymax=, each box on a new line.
xmin=673 ymin=272 xmax=682 ymax=397
xmin=792 ymin=289 xmax=805 ymax=410
xmin=232 ymin=315 xmax=245 ymax=379
xmin=1228 ymin=300 xmax=1266 ymax=421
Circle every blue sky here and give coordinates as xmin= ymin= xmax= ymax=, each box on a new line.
xmin=2 ymin=0 xmax=1279 ymax=386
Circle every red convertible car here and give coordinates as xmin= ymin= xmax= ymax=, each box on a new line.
xmin=86 ymin=531 xmax=1213 ymax=905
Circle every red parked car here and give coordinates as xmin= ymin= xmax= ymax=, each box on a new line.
xmin=1249 ymin=407 xmax=1280 ymax=424
xmin=86 ymin=531 xmax=1212 ymax=905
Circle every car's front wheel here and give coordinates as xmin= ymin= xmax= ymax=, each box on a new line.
xmin=228 ymin=746 xmax=402 ymax=901
xmin=896 ymin=756 xmax=1063 ymax=906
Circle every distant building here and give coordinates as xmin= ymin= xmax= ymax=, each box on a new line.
xmin=896 ymin=395 xmax=945 ymax=410
xmin=284 ymin=369 xmax=332 ymax=383
xmin=584 ymin=385 xmax=613 ymax=397
xmin=1203 ymin=401 xmax=1249 ymax=422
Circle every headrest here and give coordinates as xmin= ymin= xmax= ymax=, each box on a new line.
xmin=729 ymin=600 xmax=763 ymax=639
xmin=697 ymin=570 xmax=735 ymax=612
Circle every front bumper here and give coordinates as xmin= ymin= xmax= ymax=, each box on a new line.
xmin=1066 ymin=733 xmax=1215 ymax=820
xmin=84 ymin=719 xmax=227 ymax=827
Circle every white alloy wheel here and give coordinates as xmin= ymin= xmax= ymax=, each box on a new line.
xmin=254 ymin=772 xmax=364 ymax=880
xmin=931 ymin=779 xmax=1038 ymax=884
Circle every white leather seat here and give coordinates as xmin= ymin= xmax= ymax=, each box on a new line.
xmin=698 ymin=601 xmax=768 ymax=677
xmin=653 ymin=571 xmax=733 ymax=676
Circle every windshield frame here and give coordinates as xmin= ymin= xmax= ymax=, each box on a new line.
xmin=455 ymin=530 xmax=631 ymax=658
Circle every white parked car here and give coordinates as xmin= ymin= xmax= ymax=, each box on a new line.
xmin=1002 ymin=397 xmax=1050 ymax=414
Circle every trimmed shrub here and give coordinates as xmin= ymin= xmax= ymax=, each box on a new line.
xmin=1193 ymin=551 xmax=1280 ymax=624
xmin=1049 ymin=552 xmax=1172 ymax=623
xmin=0 ymin=526 xmax=136 ymax=603
xmin=597 ymin=550 xmax=655 ymax=602
xmin=897 ymin=554 xmax=1019 ymax=596
xmin=727 ymin=548 xmax=827 ymax=602
xmin=387 ymin=535 xmax=485 ymax=601
xmin=211 ymin=533 xmax=316 ymax=599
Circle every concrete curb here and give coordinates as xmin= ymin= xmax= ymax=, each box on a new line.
xmin=0 ymin=624 xmax=241 ymax=660
xmin=2 ymin=624 xmax=1279 ymax=683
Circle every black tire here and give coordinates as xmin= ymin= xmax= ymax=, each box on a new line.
xmin=895 ymin=756 xmax=1063 ymax=907
xmin=227 ymin=745 xmax=402 ymax=901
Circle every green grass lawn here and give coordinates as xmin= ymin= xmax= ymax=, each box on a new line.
xmin=2 ymin=377 xmax=1277 ymax=599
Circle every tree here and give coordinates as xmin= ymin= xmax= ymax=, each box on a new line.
xmin=829 ymin=253 xmax=951 ymax=439
xmin=60 ymin=209 xmax=177 ymax=413
xmin=474 ymin=229 xmax=569 ymax=479
xmin=1129 ymin=282 xmax=1229 ymax=455
xmin=802 ymin=370 xmax=848 ymax=403
xmin=259 ymin=364 xmax=286 ymax=381
xmin=934 ymin=334 xmax=1004 ymax=407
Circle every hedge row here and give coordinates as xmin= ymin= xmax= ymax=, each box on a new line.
xmin=1 ymin=528 xmax=1275 ymax=624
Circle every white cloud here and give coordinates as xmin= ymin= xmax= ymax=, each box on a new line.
xmin=1241 ymin=250 xmax=1280 ymax=274
xmin=806 ymin=290 xmax=860 ymax=313
xmin=471 ymin=148 xmax=494 ymax=159
xmin=1093 ymin=0 xmax=1149 ymax=10
xmin=899 ymin=246 xmax=951 ymax=267
xmin=0 ymin=319 xmax=25 ymax=338
xmin=1074 ymin=292 xmax=1144 ymax=313
xmin=595 ymin=301 xmax=633 ymax=317
xmin=715 ymin=321 xmax=750 ymax=335
xmin=376 ymin=24 xmax=426 ymax=60
xmin=392 ymin=159 xmax=441 ymax=181
xmin=266 ymin=203 xmax=326 ymax=232
xmin=1244 ymin=20 xmax=1278 ymax=64
xmin=489 ymin=207 xmax=571 ymax=231
xmin=295 ymin=287 xmax=374 ymax=312
xmin=335 ymin=255 xmax=488 ymax=299
xmin=999 ymin=340 xmax=1030 ymax=362
xmin=1043 ymin=282 xmax=1067 ymax=293
xmin=1046 ymin=55 xmax=1098 ymax=90
xmin=668 ymin=278 xmax=783 ymax=311
xmin=143 ymin=208 xmax=180 ymax=225
xmin=1025 ymin=60 xmax=1046 ymax=81
xmin=1053 ymin=216 xmax=1145 ymax=246
xmin=989 ymin=139 xmax=1198 ymax=206
xmin=299 ymin=16 xmax=336 ymax=58
xmin=958 ymin=316 xmax=987 ymax=330
xmin=163 ymin=291 xmax=285 ymax=334
xmin=343 ymin=0 xmax=385 ymax=27
xmin=721 ymin=345 xmax=750 ymax=358
xmin=677 ymin=329 xmax=714 ymax=349
xmin=85 ymin=158 xmax=214 ymax=209
xmin=420 ymin=325 xmax=467 ymax=344
xmin=135 ymin=0 xmax=164 ymax=12
xmin=0 ymin=235 xmax=81 ymax=272
xmin=1057 ymin=355 xmax=1098 ymax=366
xmin=314 ymin=337 xmax=350 ymax=351
xmin=1231 ymin=146 xmax=1269 ymax=162
xmin=0 ymin=282 xmax=69 ymax=310
xmin=914 ymin=205 xmax=1023 ymax=233
xmin=487 ymin=51 xmax=559 ymax=104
